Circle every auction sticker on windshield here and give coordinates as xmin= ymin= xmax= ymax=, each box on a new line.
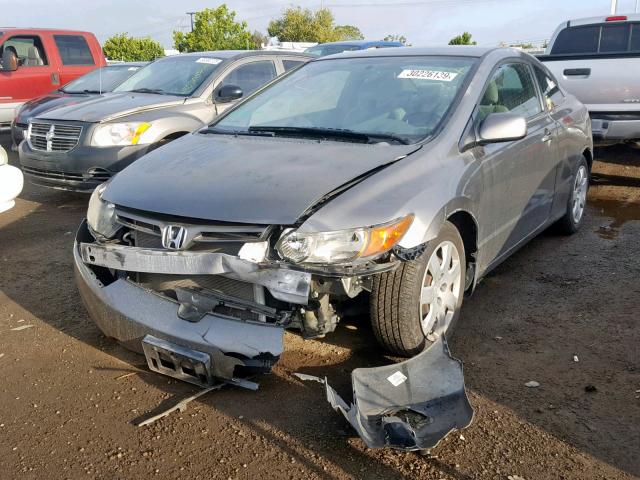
xmin=196 ymin=58 xmax=222 ymax=65
xmin=398 ymin=69 xmax=458 ymax=81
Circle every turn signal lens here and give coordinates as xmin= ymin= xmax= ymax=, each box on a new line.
xmin=360 ymin=215 xmax=415 ymax=258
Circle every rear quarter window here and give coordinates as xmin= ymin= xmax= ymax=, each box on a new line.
xmin=54 ymin=35 xmax=95 ymax=65
xmin=631 ymin=24 xmax=640 ymax=51
xmin=551 ymin=26 xmax=599 ymax=54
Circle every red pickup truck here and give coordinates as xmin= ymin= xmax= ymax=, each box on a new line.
xmin=0 ymin=28 xmax=106 ymax=131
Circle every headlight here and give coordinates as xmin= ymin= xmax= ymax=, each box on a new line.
xmin=91 ymin=122 xmax=152 ymax=147
xmin=276 ymin=215 xmax=414 ymax=265
xmin=87 ymin=183 xmax=120 ymax=239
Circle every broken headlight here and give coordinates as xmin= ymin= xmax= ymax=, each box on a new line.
xmin=276 ymin=215 xmax=414 ymax=265
xmin=87 ymin=183 xmax=119 ymax=239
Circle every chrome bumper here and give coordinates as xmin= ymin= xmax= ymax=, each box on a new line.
xmin=591 ymin=118 xmax=640 ymax=142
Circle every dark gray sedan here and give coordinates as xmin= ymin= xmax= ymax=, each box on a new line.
xmin=74 ymin=46 xmax=591 ymax=388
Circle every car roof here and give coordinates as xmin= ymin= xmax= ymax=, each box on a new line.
xmin=313 ymin=40 xmax=403 ymax=47
xmin=167 ymin=50 xmax=313 ymax=60
xmin=105 ymin=61 xmax=148 ymax=68
xmin=318 ymin=46 xmax=496 ymax=59
xmin=0 ymin=27 xmax=95 ymax=35
xmin=566 ymin=13 xmax=640 ymax=27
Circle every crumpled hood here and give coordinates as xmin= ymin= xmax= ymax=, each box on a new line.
xmin=103 ymin=133 xmax=418 ymax=225
xmin=36 ymin=92 xmax=185 ymax=123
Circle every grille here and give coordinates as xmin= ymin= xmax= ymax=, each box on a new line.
xmin=22 ymin=165 xmax=111 ymax=183
xmin=29 ymin=122 xmax=82 ymax=152
xmin=137 ymin=273 xmax=260 ymax=321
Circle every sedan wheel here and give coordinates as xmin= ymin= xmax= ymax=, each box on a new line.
xmin=571 ymin=164 xmax=588 ymax=224
xmin=370 ymin=221 xmax=466 ymax=357
xmin=420 ymin=240 xmax=463 ymax=338
xmin=557 ymin=157 xmax=589 ymax=235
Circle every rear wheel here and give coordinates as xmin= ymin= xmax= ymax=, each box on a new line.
xmin=556 ymin=157 xmax=589 ymax=235
xmin=370 ymin=221 xmax=466 ymax=357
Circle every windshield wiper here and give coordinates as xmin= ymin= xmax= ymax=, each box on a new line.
xmin=248 ymin=126 xmax=410 ymax=145
xmin=200 ymin=127 xmax=275 ymax=137
xmin=129 ymin=88 xmax=167 ymax=94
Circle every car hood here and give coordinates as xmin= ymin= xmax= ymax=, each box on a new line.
xmin=36 ymin=92 xmax=186 ymax=123
xmin=103 ymin=133 xmax=419 ymax=225
xmin=16 ymin=93 xmax=97 ymax=123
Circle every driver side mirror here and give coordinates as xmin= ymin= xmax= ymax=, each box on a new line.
xmin=478 ymin=112 xmax=527 ymax=144
xmin=1 ymin=49 xmax=18 ymax=72
xmin=216 ymin=84 xmax=243 ymax=103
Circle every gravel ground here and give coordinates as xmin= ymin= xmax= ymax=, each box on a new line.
xmin=0 ymin=135 xmax=638 ymax=480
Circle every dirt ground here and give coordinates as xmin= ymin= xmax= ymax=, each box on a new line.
xmin=0 ymin=134 xmax=638 ymax=480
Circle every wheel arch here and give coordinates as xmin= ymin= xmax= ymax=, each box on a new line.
xmin=582 ymin=147 xmax=593 ymax=171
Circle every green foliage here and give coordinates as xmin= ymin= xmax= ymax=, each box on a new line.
xmin=267 ymin=7 xmax=363 ymax=42
xmin=383 ymin=34 xmax=408 ymax=45
xmin=173 ymin=5 xmax=253 ymax=52
xmin=333 ymin=25 xmax=364 ymax=41
xmin=448 ymin=32 xmax=477 ymax=45
xmin=102 ymin=33 xmax=164 ymax=62
xmin=250 ymin=30 xmax=268 ymax=49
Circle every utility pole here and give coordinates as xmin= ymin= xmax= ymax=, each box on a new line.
xmin=636 ymin=0 xmax=639 ymax=13
xmin=610 ymin=0 xmax=617 ymax=15
xmin=186 ymin=12 xmax=196 ymax=32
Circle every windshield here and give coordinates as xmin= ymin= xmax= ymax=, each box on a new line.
xmin=61 ymin=65 xmax=142 ymax=93
xmin=213 ymin=56 xmax=476 ymax=144
xmin=114 ymin=56 xmax=222 ymax=96
xmin=305 ymin=44 xmax=361 ymax=57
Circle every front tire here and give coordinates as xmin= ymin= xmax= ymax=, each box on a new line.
xmin=370 ymin=221 xmax=466 ymax=357
xmin=556 ymin=157 xmax=589 ymax=235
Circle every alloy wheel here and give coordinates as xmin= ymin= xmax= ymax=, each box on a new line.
xmin=572 ymin=165 xmax=588 ymax=224
xmin=419 ymin=240 xmax=463 ymax=337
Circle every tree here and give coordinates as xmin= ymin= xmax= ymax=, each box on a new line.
xmin=268 ymin=7 xmax=363 ymax=43
xmin=173 ymin=5 xmax=252 ymax=52
xmin=448 ymin=32 xmax=477 ymax=45
xmin=250 ymin=30 xmax=268 ymax=49
xmin=102 ymin=33 xmax=164 ymax=62
xmin=384 ymin=34 xmax=408 ymax=45
xmin=333 ymin=25 xmax=364 ymax=41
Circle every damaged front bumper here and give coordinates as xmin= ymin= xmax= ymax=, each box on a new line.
xmin=74 ymin=220 xmax=293 ymax=383
xmin=300 ymin=337 xmax=473 ymax=451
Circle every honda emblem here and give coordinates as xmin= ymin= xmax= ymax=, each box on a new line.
xmin=161 ymin=225 xmax=187 ymax=250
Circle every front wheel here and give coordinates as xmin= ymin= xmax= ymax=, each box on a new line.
xmin=556 ymin=157 xmax=589 ymax=235
xmin=370 ymin=221 xmax=466 ymax=357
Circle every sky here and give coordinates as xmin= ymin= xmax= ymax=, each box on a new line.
xmin=1 ymin=0 xmax=639 ymax=49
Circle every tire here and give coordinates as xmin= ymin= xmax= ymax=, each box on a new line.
xmin=370 ymin=221 xmax=466 ymax=357
xmin=556 ymin=157 xmax=589 ymax=235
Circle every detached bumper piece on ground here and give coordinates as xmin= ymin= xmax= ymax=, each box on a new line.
xmin=298 ymin=338 xmax=473 ymax=451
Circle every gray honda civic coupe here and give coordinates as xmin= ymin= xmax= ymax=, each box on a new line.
xmin=74 ymin=47 xmax=591 ymax=389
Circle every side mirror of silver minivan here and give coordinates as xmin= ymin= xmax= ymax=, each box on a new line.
xmin=216 ymin=84 xmax=243 ymax=103
xmin=478 ymin=112 xmax=527 ymax=144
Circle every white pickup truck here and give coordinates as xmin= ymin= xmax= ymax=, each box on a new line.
xmin=539 ymin=14 xmax=640 ymax=147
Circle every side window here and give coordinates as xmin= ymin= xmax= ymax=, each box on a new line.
xmin=534 ymin=67 xmax=564 ymax=110
xmin=630 ymin=24 xmax=640 ymax=51
xmin=600 ymin=24 xmax=630 ymax=52
xmin=0 ymin=35 xmax=48 ymax=66
xmin=53 ymin=35 xmax=95 ymax=66
xmin=282 ymin=59 xmax=305 ymax=72
xmin=218 ymin=60 xmax=277 ymax=97
xmin=478 ymin=63 xmax=542 ymax=122
xmin=550 ymin=26 xmax=600 ymax=55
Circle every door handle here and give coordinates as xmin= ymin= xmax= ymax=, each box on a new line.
xmin=50 ymin=72 xmax=60 ymax=85
xmin=541 ymin=128 xmax=553 ymax=142
xmin=563 ymin=68 xmax=590 ymax=76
